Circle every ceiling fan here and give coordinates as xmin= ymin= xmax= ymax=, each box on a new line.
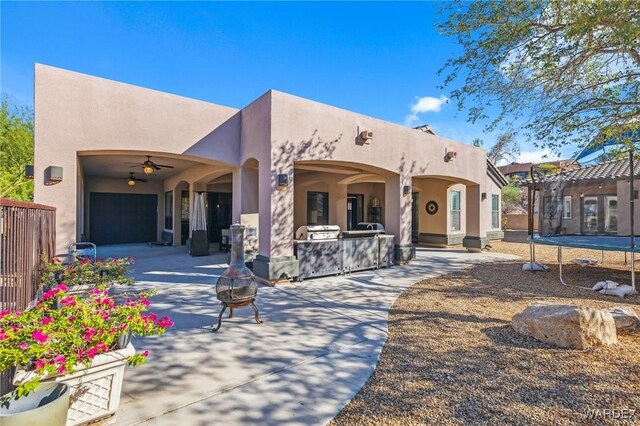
xmin=124 ymin=172 xmax=147 ymax=187
xmin=125 ymin=156 xmax=174 ymax=175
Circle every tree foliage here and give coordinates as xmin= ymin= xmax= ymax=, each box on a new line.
xmin=502 ymin=181 xmax=528 ymax=214
xmin=0 ymin=96 xmax=34 ymax=201
xmin=437 ymin=0 xmax=640 ymax=152
xmin=487 ymin=132 xmax=520 ymax=164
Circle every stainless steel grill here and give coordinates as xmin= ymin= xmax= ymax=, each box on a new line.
xmin=295 ymin=225 xmax=341 ymax=241
xmin=213 ymin=224 xmax=262 ymax=332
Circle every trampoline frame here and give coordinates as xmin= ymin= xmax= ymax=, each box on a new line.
xmin=526 ymin=148 xmax=638 ymax=291
xmin=528 ymin=237 xmax=636 ymax=289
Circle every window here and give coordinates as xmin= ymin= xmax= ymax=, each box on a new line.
xmin=563 ymin=196 xmax=572 ymax=219
xmin=605 ymin=196 xmax=618 ymax=233
xmin=307 ymin=192 xmax=329 ymax=225
xmin=450 ymin=190 xmax=461 ymax=231
xmin=491 ymin=194 xmax=500 ymax=229
xmin=164 ymin=191 xmax=173 ymax=230
xmin=583 ymin=196 xmax=598 ymax=233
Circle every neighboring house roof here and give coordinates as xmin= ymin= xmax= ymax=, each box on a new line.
xmin=532 ymin=158 xmax=640 ymax=184
xmin=487 ymin=160 xmax=509 ymax=188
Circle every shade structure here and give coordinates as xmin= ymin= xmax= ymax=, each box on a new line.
xmin=190 ymin=192 xmax=207 ymax=235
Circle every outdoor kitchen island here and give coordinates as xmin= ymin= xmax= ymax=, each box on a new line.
xmin=294 ymin=225 xmax=395 ymax=281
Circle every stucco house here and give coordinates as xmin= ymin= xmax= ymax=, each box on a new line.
xmin=535 ymin=158 xmax=640 ymax=236
xmin=34 ymin=64 xmax=506 ymax=281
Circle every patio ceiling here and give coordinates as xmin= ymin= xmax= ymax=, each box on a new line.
xmin=79 ymin=154 xmax=208 ymax=181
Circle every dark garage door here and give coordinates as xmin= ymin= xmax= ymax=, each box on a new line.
xmin=90 ymin=193 xmax=158 ymax=245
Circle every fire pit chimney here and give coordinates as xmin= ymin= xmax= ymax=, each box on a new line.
xmin=213 ymin=224 xmax=262 ymax=332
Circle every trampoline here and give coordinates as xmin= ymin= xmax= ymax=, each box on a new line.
xmin=526 ymin=139 xmax=639 ymax=290
xmin=529 ymin=235 xmax=638 ymax=287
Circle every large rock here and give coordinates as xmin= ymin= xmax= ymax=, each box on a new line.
xmin=512 ymin=302 xmax=617 ymax=349
xmin=605 ymin=307 xmax=640 ymax=333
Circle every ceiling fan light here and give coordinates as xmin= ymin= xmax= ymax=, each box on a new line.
xmin=143 ymin=165 xmax=154 ymax=174
xmin=128 ymin=179 xmax=136 ymax=187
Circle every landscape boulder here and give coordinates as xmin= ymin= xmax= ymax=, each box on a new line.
xmin=512 ymin=302 xmax=617 ymax=349
xmin=604 ymin=307 xmax=640 ymax=333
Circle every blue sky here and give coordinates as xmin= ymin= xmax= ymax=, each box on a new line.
xmin=1 ymin=1 xmax=568 ymax=163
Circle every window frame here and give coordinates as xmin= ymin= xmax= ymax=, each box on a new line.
xmin=450 ymin=190 xmax=461 ymax=232
xmin=307 ymin=191 xmax=329 ymax=226
xmin=164 ymin=191 xmax=173 ymax=230
xmin=491 ymin=194 xmax=500 ymax=229
xmin=562 ymin=195 xmax=572 ymax=220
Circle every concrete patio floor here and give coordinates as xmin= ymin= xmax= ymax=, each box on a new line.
xmin=97 ymin=244 xmax=518 ymax=426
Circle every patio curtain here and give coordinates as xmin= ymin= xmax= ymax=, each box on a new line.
xmin=190 ymin=192 xmax=207 ymax=236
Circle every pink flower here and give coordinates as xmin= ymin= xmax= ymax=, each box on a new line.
xmin=56 ymin=283 xmax=69 ymax=292
xmin=89 ymin=288 xmax=101 ymax=295
xmin=76 ymin=349 xmax=83 ymax=357
xmin=32 ymin=330 xmax=49 ymax=344
xmin=40 ymin=317 xmax=53 ymax=325
xmin=140 ymin=299 xmax=151 ymax=307
xmin=57 ymin=365 xmax=66 ymax=374
xmin=0 ymin=310 xmax=10 ymax=320
xmin=142 ymin=350 xmax=149 ymax=357
xmin=0 ymin=330 xmax=8 ymax=341
xmin=156 ymin=316 xmax=174 ymax=328
xmin=86 ymin=348 xmax=98 ymax=359
xmin=35 ymin=360 xmax=46 ymax=369
xmin=83 ymin=328 xmax=97 ymax=340
xmin=96 ymin=342 xmax=108 ymax=352
xmin=59 ymin=297 xmax=76 ymax=307
xmin=54 ymin=355 xmax=66 ymax=364
xmin=42 ymin=290 xmax=55 ymax=300
xmin=19 ymin=343 xmax=28 ymax=350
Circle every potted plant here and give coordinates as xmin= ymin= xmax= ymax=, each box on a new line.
xmin=41 ymin=257 xmax=135 ymax=297
xmin=0 ymin=284 xmax=173 ymax=426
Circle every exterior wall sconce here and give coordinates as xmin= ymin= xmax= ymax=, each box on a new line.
xmin=445 ymin=149 xmax=457 ymax=162
xmin=277 ymin=173 xmax=289 ymax=190
xmin=44 ymin=166 xmax=63 ymax=186
xmin=403 ymin=185 xmax=411 ymax=196
xmin=360 ymin=130 xmax=373 ymax=142
xmin=481 ymin=192 xmax=487 ymax=201
xmin=24 ymin=165 xmax=34 ymax=180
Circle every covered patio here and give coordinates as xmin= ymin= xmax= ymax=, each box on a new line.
xmin=99 ymin=244 xmax=517 ymax=425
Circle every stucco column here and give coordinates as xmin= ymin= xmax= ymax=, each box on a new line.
xmin=253 ymin=160 xmax=299 ymax=281
xmin=173 ymin=187 xmax=181 ymax=246
xmin=463 ymin=184 xmax=488 ymax=252
xmin=335 ymin=183 xmax=348 ymax=232
xmin=232 ymin=166 xmax=259 ymax=223
xmin=385 ymin=173 xmax=415 ymax=262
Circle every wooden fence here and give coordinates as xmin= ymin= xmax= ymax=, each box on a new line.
xmin=0 ymin=198 xmax=56 ymax=395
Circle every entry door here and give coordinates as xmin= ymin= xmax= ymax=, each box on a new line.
xmin=412 ymin=192 xmax=419 ymax=243
xmin=208 ymin=192 xmax=232 ymax=242
xmin=89 ymin=193 xmax=157 ymax=245
xmin=347 ymin=194 xmax=364 ymax=230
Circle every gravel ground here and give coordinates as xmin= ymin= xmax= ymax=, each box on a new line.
xmin=331 ymin=241 xmax=640 ymax=426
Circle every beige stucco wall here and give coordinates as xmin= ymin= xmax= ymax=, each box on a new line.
xmin=269 ymin=90 xmax=493 ymax=256
xmin=34 ymin=64 xmax=239 ymax=252
xmin=292 ymin=171 xmax=386 ymax=232
xmin=35 ymin=66 xmax=502 ymax=259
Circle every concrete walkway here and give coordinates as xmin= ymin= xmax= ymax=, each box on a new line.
xmin=97 ymin=245 xmax=518 ymax=426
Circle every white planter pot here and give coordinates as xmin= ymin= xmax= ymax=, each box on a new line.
xmin=14 ymin=343 xmax=135 ymax=426
xmin=0 ymin=382 xmax=69 ymax=426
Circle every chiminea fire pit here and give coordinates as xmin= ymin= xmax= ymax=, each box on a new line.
xmin=213 ymin=224 xmax=263 ymax=332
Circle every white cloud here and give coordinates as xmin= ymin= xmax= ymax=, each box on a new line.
xmin=404 ymin=95 xmax=449 ymax=126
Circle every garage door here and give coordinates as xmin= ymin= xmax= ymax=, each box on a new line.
xmin=90 ymin=193 xmax=158 ymax=245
